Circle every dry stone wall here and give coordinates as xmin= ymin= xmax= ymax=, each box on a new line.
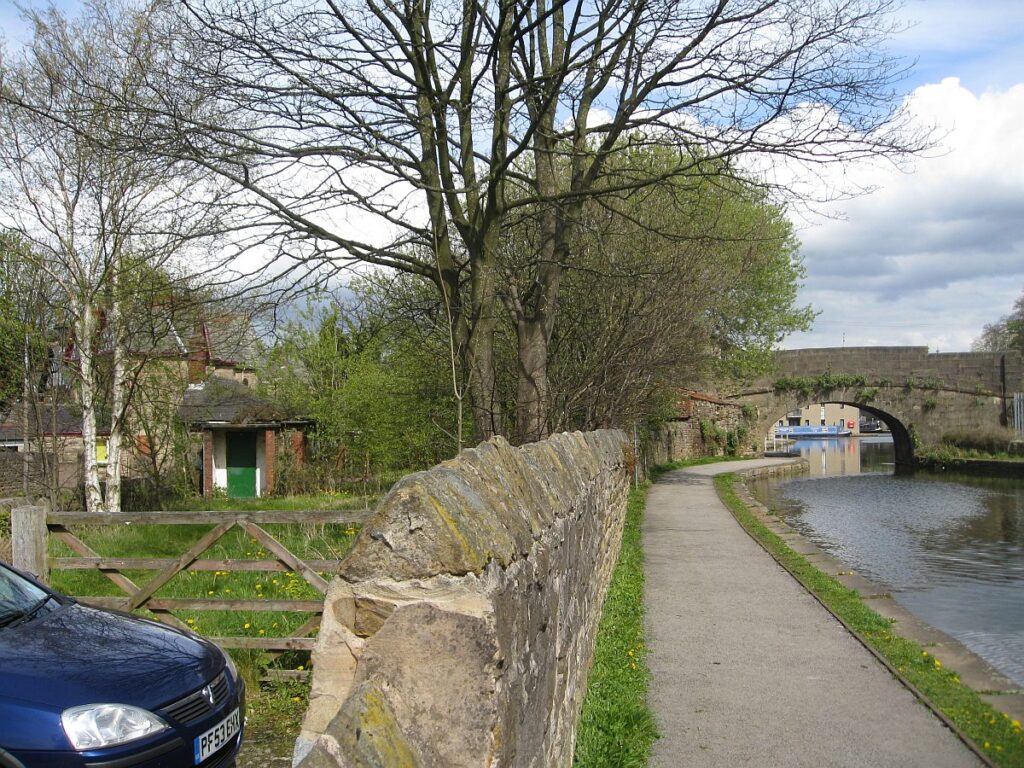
xmin=294 ymin=430 xmax=630 ymax=768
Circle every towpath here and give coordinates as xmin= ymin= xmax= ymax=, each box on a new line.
xmin=643 ymin=459 xmax=982 ymax=767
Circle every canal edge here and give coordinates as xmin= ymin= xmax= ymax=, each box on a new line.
xmin=725 ymin=463 xmax=1022 ymax=766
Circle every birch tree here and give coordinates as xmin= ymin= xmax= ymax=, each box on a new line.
xmin=0 ymin=2 xmax=225 ymax=512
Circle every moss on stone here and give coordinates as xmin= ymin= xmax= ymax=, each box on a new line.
xmin=335 ymin=684 xmax=422 ymax=768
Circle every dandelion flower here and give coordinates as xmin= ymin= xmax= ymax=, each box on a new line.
xmin=244 ymin=623 xmax=251 ymax=629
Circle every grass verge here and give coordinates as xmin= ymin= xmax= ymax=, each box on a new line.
xmin=649 ymin=454 xmax=752 ymax=483
xmin=573 ymin=484 xmax=658 ymax=768
xmin=714 ymin=472 xmax=1024 ymax=767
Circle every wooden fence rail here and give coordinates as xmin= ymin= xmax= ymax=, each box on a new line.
xmin=9 ymin=502 xmax=372 ymax=656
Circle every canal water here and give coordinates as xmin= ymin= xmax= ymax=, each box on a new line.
xmin=748 ymin=436 xmax=1024 ymax=687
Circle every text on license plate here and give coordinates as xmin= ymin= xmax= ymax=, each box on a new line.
xmin=194 ymin=707 xmax=240 ymax=764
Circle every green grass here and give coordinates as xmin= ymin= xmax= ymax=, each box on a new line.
xmin=714 ymin=473 xmax=1024 ymax=767
xmin=573 ymin=485 xmax=658 ymax=768
xmin=171 ymin=492 xmax=374 ymax=512
xmin=649 ymin=454 xmax=751 ymax=483
xmin=916 ymin=446 xmax=1024 ymax=467
xmin=49 ymin=520 xmax=363 ymax=676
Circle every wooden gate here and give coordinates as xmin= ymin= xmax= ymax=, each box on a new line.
xmin=9 ymin=504 xmax=370 ymax=664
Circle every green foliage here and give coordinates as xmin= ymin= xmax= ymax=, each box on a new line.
xmin=922 ymin=397 xmax=938 ymax=412
xmin=855 ymin=387 xmax=879 ymax=403
xmin=906 ymin=375 xmax=944 ymax=391
xmin=260 ymin=277 xmax=467 ymax=479
xmin=740 ymin=404 xmax=758 ymax=422
xmin=714 ymin=474 xmax=1024 ymax=768
xmin=937 ymin=428 xmax=1024 ymax=456
xmin=699 ymin=418 xmax=723 ymax=446
xmin=574 ymin=486 xmax=658 ymax=767
xmin=0 ymin=232 xmax=47 ymax=411
xmin=0 ymin=298 xmax=23 ymax=410
xmin=699 ymin=418 xmax=748 ymax=457
xmin=533 ymin=149 xmax=815 ymax=432
xmin=773 ymin=372 xmax=867 ymax=397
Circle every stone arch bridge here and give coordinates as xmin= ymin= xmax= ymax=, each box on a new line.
xmin=725 ymin=347 xmax=1024 ymax=468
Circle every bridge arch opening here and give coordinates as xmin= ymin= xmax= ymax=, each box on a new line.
xmin=766 ymin=400 xmax=914 ymax=469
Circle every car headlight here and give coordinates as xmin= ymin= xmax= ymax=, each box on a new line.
xmin=61 ymin=704 xmax=168 ymax=750
xmin=222 ymin=650 xmax=239 ymax=683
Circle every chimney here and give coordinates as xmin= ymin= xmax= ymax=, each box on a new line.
xmin=187 ymin=322 xmax=210 ymax=384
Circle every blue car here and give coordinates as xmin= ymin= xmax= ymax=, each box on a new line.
xmin=0 ymin=561 xmax=244 ymax=768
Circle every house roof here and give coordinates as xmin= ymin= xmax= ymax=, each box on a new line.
xmin=178 ymin=376 xmax=306 ymax=427
xmin=0 ymin=402 xmax=106 ymax=440
xmin=56 ymin=312 xmax=262 ymax=370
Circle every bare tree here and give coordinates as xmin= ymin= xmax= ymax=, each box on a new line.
xmin=157 ymin=0 xmax=922 ymax=441
xmin=0 ymin=1 xmax=229 ymax=512
xmin=499 ymin=148 xmax=814 ymax=434
xmin=973 ymin=290 xmax=1024 ymax=353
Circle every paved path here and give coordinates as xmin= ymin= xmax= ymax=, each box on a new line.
xmin=643 ymin=459 xmax=982 ymax=767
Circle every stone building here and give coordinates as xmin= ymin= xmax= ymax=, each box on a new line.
xmin=776 ymin=402 xmax=861 ymax=434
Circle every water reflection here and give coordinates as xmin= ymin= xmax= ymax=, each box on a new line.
xmin=750 ymin=446 xmax=1024 ymax=687
xmin=776 ymin=434 xmax=895 ymax=477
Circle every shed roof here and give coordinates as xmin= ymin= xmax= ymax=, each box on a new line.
xmin=178 ymin=376 xmax=306 ymax=427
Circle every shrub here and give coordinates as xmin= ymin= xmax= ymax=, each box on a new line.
xmin=774 ymin=372 xmax=867 ymax=396
xmin=941 ymin=428 xmax=1021 ymax=455
xmin=855 ymin=387 xmax=878 ymax=404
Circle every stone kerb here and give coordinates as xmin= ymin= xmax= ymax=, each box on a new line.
xmin=294 ymin=430 xmax=630 ymax=768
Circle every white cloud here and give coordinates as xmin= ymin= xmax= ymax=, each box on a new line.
xmin=786 ymin=78 xmax=1024 ymax=350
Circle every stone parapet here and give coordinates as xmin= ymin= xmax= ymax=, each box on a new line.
xmin=294 ymin=430 xmax=630 ymax=768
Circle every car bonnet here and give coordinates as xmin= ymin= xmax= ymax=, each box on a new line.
xmin=0 ymin=602 xmax=223 ymax=711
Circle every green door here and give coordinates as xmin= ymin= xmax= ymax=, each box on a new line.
xmin=226 ymin=431 xmax=258 ymax=498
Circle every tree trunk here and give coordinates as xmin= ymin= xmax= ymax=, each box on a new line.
xmin=21 ymin=333 xmax=30 ymax=496
xmin=465 ymin=254 xmax=502 ymax=441
xmin=76 ymin=302 xmax=105 ymax=514
xmin=514 ymin=317 xmax=549 ymax=443
xmin=105 ymin=298 xmax=125 ymax=515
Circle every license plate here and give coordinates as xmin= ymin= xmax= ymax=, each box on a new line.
xmin=193 ymin=707 xmax=240 ymax=764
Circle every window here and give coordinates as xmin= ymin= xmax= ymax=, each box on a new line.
xmin=96 ymin=438 xmax=108 ymax=465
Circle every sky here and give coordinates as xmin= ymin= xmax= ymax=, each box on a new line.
xmin=1 ymin=1 xmax=1022 ymax=352
xmin=782 ymin=0 xmax=1024 ymax=351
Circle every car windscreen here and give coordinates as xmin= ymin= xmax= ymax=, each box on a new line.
xmin=0 ymin=565 xmax=51 ymax=628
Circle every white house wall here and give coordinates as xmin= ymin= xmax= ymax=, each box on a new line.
xmin=213 ymin=432 xmax=227 ymax=491
xmin=256 ymin=436 xmax=265 ymax=497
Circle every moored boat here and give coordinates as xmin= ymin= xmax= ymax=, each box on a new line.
xmin=774 ymin=425 xmax=852 ymax=438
